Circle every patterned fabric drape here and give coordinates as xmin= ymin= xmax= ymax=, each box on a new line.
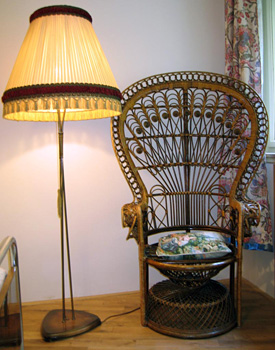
xmin=224 ymin=0 xmax=273 ymax=251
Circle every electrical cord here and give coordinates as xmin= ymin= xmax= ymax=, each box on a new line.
xmin=101 ymin=306 xmax=140 ymax=324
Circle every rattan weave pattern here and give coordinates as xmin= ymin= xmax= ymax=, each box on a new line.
xmin=112 ymin=71 xmax=268 ymax=207
xmin=156 ymin=267 xmax=224 ymax=288
xmin=147 ymin=279 xmax=236 ymax=338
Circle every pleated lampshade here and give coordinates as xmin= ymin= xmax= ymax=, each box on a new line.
xmin=2 ymin=5 xmax=122 ymax=121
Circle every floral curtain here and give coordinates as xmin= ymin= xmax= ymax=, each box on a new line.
xmin=224 ymin=0 xmax=273 ymax=251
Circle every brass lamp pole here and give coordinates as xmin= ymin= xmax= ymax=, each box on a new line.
xmin=57 ymin=109 xmax=75 ymax=321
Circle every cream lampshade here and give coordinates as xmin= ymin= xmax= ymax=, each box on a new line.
xmin=2 ymin=5 xmax=122 ymax=121
xmin=2 ymin=5 xmax=122 ymax=341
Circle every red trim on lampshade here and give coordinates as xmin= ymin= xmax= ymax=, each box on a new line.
xmin=2 ymin=84 xmax=123 ymax=103
xmin=30 ymin=5 xmax=92 ymax=23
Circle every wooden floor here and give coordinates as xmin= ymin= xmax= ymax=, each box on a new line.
xmin=20 ymin=279 xmax=275 ymax=350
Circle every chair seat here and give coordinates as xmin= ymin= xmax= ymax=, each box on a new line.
xmin=145 ymin=243 xmax=235 ymax=290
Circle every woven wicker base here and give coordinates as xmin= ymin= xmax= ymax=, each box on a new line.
xmin=147 ymin=279 xmax=236 ymax=339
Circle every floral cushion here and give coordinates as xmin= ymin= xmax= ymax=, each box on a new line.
xmin=156 ymin=231 xmax=231 ymax=259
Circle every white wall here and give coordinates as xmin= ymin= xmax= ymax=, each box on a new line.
xmin=242 ymin=162 xmax=275 ymax=298
xmin=0 ymin=0 xmax=225 ymax=302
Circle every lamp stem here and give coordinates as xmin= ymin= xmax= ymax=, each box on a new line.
xmin=57 ymin=109 xmax=75 ymax=321
xmin=41 ymin=109 xmax=102 ymax=340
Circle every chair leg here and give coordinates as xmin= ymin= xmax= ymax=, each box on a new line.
xmin=139 ymin=255 xmax=148 ymax=326
xmin=229 ymin=261 xmax=235 ymax=302
xmin=236 ymin=258 xmax=242 ymax=327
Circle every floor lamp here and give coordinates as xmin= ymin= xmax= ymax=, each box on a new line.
xmin=1 ymin=5 xmax=122 ymax=341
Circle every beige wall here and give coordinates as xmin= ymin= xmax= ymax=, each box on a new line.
xmin=242 ymin=162 xmax=274 ymax=298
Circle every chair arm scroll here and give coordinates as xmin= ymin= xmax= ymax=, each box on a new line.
xmin=242 ymin=199 xmax=261 ymax=237
xmin=122 ymin=202 xmax=144 ymax=242
xmin=230 ymin=198 xmax=261 ymax=238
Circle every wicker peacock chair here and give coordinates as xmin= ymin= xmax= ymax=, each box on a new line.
xmin=111 ymin=71 xmax=268 ymax=338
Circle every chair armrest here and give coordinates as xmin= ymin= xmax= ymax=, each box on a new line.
xmin=242 ymin=198 xmax=260 ymax=237
xmin=122 ymin=202 xmax=144 ymax=242
xmin=230 ymin=198 xmax=260 ymax=238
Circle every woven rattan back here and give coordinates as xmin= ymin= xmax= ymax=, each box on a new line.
xmin=112 ymin=72 xmax=268 ymax=235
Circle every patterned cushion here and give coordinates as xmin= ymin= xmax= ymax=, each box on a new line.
xmin=156 ymin=231 xmax=231 ymax=259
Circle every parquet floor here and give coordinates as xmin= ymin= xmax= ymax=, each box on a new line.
xmin=20 ymin=279 xmax=275 ymax=350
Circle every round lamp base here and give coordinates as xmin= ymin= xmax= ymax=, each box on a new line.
xmin=41 ymin=309 xmax=101 ymax=341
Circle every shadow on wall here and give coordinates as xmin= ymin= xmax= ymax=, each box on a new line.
xmin=243 ymin=249 xmax=275 ymax=298
xmin=0 ymin=117 xmax=113 ymax=163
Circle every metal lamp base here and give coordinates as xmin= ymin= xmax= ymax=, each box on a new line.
xmin=41 ymin=309 xmax=101 ymax=341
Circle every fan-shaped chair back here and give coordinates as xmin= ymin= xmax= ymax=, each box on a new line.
xmin=112 ymin=72 xmax=268 ymax=238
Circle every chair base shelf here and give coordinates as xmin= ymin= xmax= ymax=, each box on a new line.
xmin=147 ymin=279 xmax=236 ymax=339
